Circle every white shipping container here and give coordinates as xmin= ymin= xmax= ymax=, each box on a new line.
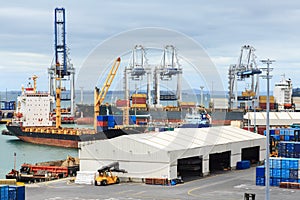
xmin=210 ymin=98 xmax=228 ymax=109
xmin=295 ymin=103 xmax=300 ymax=111
xmin=75 ymin=171 xmax=96 ymax=185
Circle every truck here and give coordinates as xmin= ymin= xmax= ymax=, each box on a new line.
xmin=6 ymin=156 xmax=79 ymax=183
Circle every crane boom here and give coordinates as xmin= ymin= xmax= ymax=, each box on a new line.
xmin=94 ymin=57 xmax=121 ymax=131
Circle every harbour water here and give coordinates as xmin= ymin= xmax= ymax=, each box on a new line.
xmin=0 ymin=124 xmax=78 ymax=179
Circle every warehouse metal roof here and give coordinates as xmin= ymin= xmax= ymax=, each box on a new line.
xmin=106 ymin=126 xmax=265 ymax=152
xmin=244 ymin=112 xmax=300 ymax=126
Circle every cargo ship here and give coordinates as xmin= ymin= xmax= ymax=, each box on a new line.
xmin=5 ymin=75 xmax=147 ymax=148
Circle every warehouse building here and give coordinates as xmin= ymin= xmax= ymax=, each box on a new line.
xmin=244 ymin=112 xmax=300 ymax=126
xmin=79 ymin=126 xmax=266 ymax=180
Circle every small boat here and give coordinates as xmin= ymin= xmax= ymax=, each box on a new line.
xmin=180 ymin=108 xmax=211 ymax=128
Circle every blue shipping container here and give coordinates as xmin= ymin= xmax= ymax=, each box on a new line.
xmin=285 ymin=135 xmax=290 ymax=141
xmin=97 ymin=115 xmax=108 ymax=121
xmin=271 ymin=178 xmax=281 ymax=186
xmin=9 ymin=186 xmax=25 ymax=200
xmin=281 ymin=160 xmax=290 ymax=169
xmin=0 ymin=185 xmax=8 ymax=200
xmin=280 ymin=129 xmax=285 ymax=135
xmin=236 ymin=160 xmax=250 ymax=170
xmin=295 ymin=143 xmax=300 ymax=153
xmin=256 ymin=177 xmax=265 ymax=186
xmin=290 ymin=159 xmax=299 ymax=169
xmin=107 ymin=115 xmax=114 ymax=122
xmin=256 ymin=166 xmax=265 ymax=177
xmin=130 ymin=115 xmax=136 ymax=124
xmin=271 ymin=169 xmax=281 ymax=178
xmin=107 ymin=120 xmax=115 ymax=128
xmin=281 ymin=169 xmax=289 ymax=178
xmin=8 ymin=187 xmax=16 ymax=200
xmin=271 ymin=158 xmax=281 ymax=169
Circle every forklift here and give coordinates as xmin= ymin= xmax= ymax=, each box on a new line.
xmin=94 ymin=162 xmax=127 ymax=186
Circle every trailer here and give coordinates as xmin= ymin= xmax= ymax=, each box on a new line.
xmin=6 ymin=157 xmax=79 ymax=183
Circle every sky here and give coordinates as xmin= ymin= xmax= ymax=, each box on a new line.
xmin=0 ymin=0 xmax=300 ymax=94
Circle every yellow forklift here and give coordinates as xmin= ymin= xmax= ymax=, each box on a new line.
xmin=94 ymin=162 xmax=127 ymax=186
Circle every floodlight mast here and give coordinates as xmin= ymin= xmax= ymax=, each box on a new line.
xmin=261 ymin=58 xmax=275 ymax=200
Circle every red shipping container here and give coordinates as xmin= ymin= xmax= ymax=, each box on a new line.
xmin=132 ymin=98 xmax=146 ymax=104
xmin=259 ymin=103 xmax=275 ymax=110
xmin=116 ymin=100 xmax=129 ymax=107
xmin=97 ymin=121 xmax=108 ymax=126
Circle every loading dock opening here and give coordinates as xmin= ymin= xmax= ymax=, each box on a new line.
xmin=242 ymin=146 xmax=259 ymax=164
xmin=209 ymin=151 xmax=231 ymax=173
xmin=177 ymin=156 xmax=202 ymax=180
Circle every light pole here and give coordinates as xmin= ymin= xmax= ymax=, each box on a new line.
xmin=261 ymin=59 xmax=274 ymax=200
xmin=200 ymin=86 xmax=204 ymax=107
xmin=135 ymin=84 xmax=138 ymax=116
xmin=79 ymin=87 xmax=84 ymax=118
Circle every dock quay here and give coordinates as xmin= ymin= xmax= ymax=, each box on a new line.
xmin=24 ymin=166 xmax=300 ymax=200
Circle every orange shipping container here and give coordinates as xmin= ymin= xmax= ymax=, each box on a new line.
xmin=131 ymin=104 xmax=147 ymax=108
xmin=132 ymin=94 xmax=147 ymax=98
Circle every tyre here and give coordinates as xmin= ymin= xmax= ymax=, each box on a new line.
xmin=101 ymin=180 xmax=107 ymax=186
xmin=94 ymin=180 xmax=98 ymax=186
xmin=116 ymin=178 xmax=120 ymax=184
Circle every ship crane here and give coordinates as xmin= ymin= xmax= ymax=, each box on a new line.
xmin=154 ymin=45 xmax=182 ymax=105
xmin=94 ymin=58 xmax=121 ymax=131
xmin=228 ymin=45 xmax=261 ymax=109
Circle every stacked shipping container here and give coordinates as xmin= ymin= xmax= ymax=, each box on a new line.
xmin=131 ymin=94 xmax=147 ymax=108
xmin=97 ymin=115 xmax=137 ymax=131
xmin=97 ymin=115 xmax=108 ymax=132
xmin=278 ymin=142 xmax=300 ymax=158
xmin=259 ymin=95 xmax=275 ymax=110
xmin=265 ymin=128 xmax=300 ymax=142
xmin=256 ymin=158 xmax=300 ymax=186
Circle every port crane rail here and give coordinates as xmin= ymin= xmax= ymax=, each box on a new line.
xmin=94 ymin=58 xmax=121 ymax=131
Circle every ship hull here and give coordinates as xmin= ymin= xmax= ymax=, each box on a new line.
xmin=6 ymin=125 xmax=146 ymax=148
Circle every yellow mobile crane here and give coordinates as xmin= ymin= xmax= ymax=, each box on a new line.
xmin=94 ymin=57 xmax=121 ymax=131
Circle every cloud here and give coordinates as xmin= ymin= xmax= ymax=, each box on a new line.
xmin=1 ymin=0 xmax=300 ymax=92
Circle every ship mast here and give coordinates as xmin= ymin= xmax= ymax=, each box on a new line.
xmin=32 ymin=75 xmax=38 ymax=93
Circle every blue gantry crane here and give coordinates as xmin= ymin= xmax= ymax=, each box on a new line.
xmin=48 ymin=8 xmax=75 ymax=117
